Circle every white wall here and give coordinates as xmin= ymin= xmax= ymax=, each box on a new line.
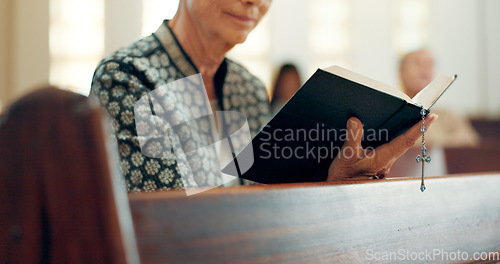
xmin=428 ymin=0 xmax=480 ymax=116
xmin=104 ymin=0 xmax=143 ymax=56
xmin=267 ymin=0 xmax=398 ymax=88
xmin=11 ymin=0 xmax=50 ymax=103
xmin=484 ymin=0 xmax=500 ymax=116
xmin=1 ymin=0 xmax=50 ymax=111
xmin=0 ymin=0 xmax=11 ymax=112
xmin=349 ymin=0 xmax=395 ymax=86
xmin=268 ymin=0 xmax=310 ymax=77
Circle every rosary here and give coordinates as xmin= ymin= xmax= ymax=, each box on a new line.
xmin=416 ymin=108 xmax=431 ymax=192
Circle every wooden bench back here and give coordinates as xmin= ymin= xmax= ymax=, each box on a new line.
xmin=471 ymin=118 xmax=500 ymax=147
xmin=388 ymin=146 xmax=500 ymax=178
xmin=444 ymin=147 xmax=500 ymax=174
xmin=129 ymin=174 xmax=500 ymax=263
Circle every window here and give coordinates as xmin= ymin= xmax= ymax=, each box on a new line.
xmin=308 ymin=0 xmax=351 ymax=73
xmin=49 ymin=0 xmax=104 ymax=95
xmin=393 ymin=0 xmax=430 ymax=53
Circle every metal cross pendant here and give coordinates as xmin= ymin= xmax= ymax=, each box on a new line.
xmin=416 ymin=108 xmax=431 ymax=192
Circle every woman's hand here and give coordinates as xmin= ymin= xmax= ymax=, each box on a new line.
xmin=327 ymin=114 xmax=438 ymax=181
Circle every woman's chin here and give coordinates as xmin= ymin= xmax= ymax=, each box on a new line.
xmin=225 ymin=33 xmax=251 ymax=46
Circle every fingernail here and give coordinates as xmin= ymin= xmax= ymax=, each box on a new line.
xmin=429 ymin=113 xmax=439 ymax=122
xmin=349 ymin=119 xmax=358 ymax=129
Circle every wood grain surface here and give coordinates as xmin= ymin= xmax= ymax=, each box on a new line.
xmin=129 ymin=173 xmax=500 ymax=263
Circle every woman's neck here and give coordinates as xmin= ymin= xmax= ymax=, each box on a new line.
xmin=169 ymin=15 xmax=233 ymax=99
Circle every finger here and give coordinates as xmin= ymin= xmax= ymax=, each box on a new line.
xmin=375 ymin=167 xmax=391 ymax=179
xmin=373 ymin=113 xmax=438 ymax=166
xmin=340 ymin=117 xmax=364 ymax=160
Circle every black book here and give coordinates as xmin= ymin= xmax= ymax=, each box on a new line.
xmin=223 ymin=65 xmax=456 ymax=184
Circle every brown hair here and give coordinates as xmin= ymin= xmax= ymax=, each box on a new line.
xmin=270 ymin=63 xmax=301 ymax=106
xmin=0 ymin=86 xmax=136 ymax=264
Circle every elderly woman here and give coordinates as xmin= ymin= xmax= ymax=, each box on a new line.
xmin=91 ymin=0 xmax=436 ymax=192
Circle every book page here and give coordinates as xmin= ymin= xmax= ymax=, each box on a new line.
xmin=322 ymin=65 xmax=412 ymax=102
xmin=411 ymin=74 xmax=456 ymax=110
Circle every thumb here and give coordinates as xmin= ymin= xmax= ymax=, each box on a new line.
xmin=340 ymin=117 xmax=364 ymax=160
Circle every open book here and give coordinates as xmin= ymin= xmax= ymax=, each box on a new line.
xmin=326 ymin=65 xmax=456 ymax=110
xmin=223 ymin=65 xmax=457 ymax=184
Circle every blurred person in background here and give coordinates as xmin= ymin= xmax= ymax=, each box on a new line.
xmin=399 ymin=48 xmax=479 ymax=147
xmin=270 ymin=63 xmax=302 ymax=115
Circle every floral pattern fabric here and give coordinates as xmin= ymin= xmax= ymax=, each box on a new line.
xmin=90 ymin=21 xmax=270 ymax=192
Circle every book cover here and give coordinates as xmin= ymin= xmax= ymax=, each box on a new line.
xmin=223 ymin=66 xmax=456 ymax=184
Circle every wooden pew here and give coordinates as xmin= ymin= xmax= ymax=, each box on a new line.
xmin=470 ymin=118 xmax=500 ymax=147
xmin=129 ymin=173 xmax=500 ymax=263
xmin=445 ymin=147 xmax=500 ymax=174
xmin=388 ymin=146 xmax=500 ymax=178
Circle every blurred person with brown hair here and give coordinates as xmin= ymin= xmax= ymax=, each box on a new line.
xmin=0 ymin=86 xmax=138 ymax=264
xmin=270 ymin=63 xmax=302 ymax=114
xmin=399 ymin=48 xmax=480 ymax=147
